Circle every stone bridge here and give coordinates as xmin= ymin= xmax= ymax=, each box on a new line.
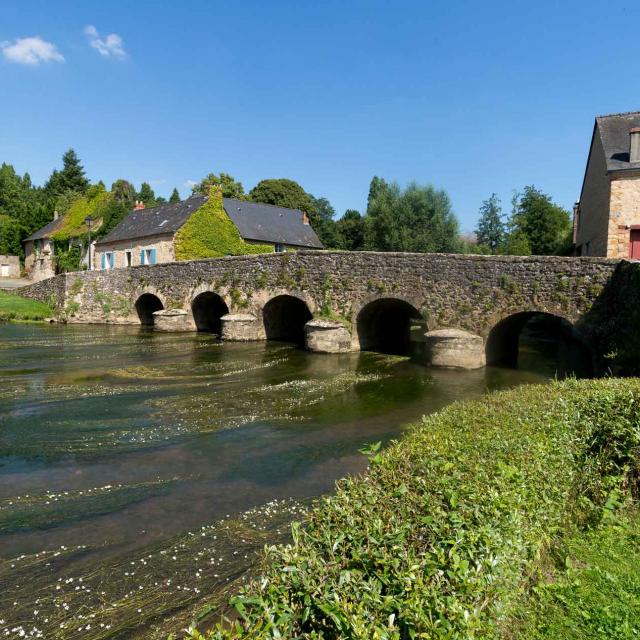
xmin=20 ymin=251 xmax=639 ymax=371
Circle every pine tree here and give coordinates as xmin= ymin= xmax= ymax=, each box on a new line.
xmin=138 ymin=182 xmax=156 ymax=206
xmin=45 ymin=149 xmax=89 ymax=197
xmin=475 ymin=194 xmax=505 ymax=253
xmin=169 ymin=188 xmax=181 ymax=203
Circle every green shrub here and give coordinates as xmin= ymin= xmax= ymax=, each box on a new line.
xmin=174 ymin=189 xmax=272 ymax=260
xmin=196 ymin=379 xmax=640 ymax=639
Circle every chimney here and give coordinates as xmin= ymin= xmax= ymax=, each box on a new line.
xmin=630 ymin=127 xmax=640 ymax=163
xmin=302 ymin=211 xmax=309 ymax=225
xmin=134 ymin=200 xmax=145 ymax=211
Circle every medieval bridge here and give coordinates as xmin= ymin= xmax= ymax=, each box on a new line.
xmin=20 ymin=251 xmax=638 ymax=371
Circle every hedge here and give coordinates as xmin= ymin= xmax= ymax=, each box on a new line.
xmin=174 ymin=189 xmax=272 ymax=260
xmin=191 ymin=378 xmax=640 ymax=639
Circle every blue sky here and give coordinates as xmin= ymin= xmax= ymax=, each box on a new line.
xmin=1 ymin=0 xmax=639 ymax=231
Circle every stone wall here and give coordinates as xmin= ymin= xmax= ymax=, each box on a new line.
xmin=608 ymin=173 xmax=640 ymax=258
xmin=94 ymin=234 xmax=175 ymax=270
xmin=19 ymin=250 xmax=622 ymax=344
xmin=0 ymin=255 xmax=20 ymax=278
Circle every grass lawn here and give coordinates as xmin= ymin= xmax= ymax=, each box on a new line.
xmin=514 ymin=511 xmax=640 ymax=639
xmin=0 ymin=289 xmax=53 ymax=321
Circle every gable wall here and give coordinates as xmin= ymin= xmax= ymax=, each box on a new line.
xmin=576 ymin=130 xmax=610 ymax=256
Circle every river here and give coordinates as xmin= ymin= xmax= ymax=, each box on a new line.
xmin=0 ymin=323 xmax=583 ymax=638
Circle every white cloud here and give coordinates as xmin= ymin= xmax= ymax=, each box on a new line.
xmin=84 ymin=25 xmax=126 ymax=59
xmin=1 ymin=36 xmax=64 ymax=66
xmin=185 ymin=180 xmax=198 ymax=189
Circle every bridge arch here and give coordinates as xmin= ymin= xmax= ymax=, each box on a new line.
xmin=135 ymin=292 xmax=164 ymax=326
xmin=485 ymin=311 xmax=593 ymax=376
xmin=191 ymin=291 xmax=229 ymax=335
xmin=262 ymin=294 xmax=312 ymax=345
xmin=356 ymin=297 xmax=423 ymax=356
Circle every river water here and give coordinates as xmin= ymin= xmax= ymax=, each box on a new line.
xmin=0 ymin=323 xmax=575 ymax=638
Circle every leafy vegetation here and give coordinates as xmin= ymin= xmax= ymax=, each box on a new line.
xmin=513 ymin=511 xmax=640 ymax=639
xmin=0 ymin=290 xmax=53 ymax=320
xmin=475 ymin=187 xmax=572 ymax=256
xmin=174 ymin=189 xmax=272 ymax=260
xmin=188 ymin=378 xmax=640 ymax=639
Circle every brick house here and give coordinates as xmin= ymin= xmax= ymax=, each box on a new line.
xmin=574 ymin=111 xmax=640 ymax=257
xmin=93 ymin=195 xmax=323 ymax=270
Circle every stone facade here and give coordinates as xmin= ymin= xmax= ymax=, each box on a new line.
xmin=607 ymin=174 xmax=640 ymax=258
xmin=94 ymin=234 xmax=175 ymax=270
xmin=24 ymin=239 xmax=56 ymax=282
xmin=18 ymin=251 xmax=629 ymax=369
xmin=0 ymin=255 xmax=20 ymax=278
xmin=574 ymin=132 xmax=610 ymax=257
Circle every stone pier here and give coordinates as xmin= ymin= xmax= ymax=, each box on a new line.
xmin=424 ymin=329 xmax=486 ymax=370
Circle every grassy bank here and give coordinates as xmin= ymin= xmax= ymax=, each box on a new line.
xmin=0 ymin=289 xmax=52 ymax=321
xmin=188 ymin=378 xmax=640 ymax=639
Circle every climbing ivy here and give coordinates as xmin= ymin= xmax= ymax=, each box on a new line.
xmin=174 ymin=189 xmax=272 ymax=260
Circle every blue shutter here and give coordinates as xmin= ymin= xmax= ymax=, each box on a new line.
xmin=140 ymin=250 xmax=145 ymax=265
xmin=109 ymin=253 xmax=115 ymax=269
xmin=150 ymin=248 xmax=157 ymax=265
xmin=101 ymin=253 xmax=106 ymax=270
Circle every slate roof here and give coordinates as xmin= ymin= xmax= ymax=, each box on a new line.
xmin=96 ymin=195 xmax=207 ymax=245
xmin=23 ymin=216 xmax=65 ymax=242
xmin=596 ymin=111 xmax=640 ymax=171
xmin=223 ymin=198 xmax=323 ymax=248
xmin=95 ymin=194 xmax=324 ymax=249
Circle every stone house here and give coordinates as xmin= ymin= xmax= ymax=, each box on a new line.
xmin=574 ymin=111 xmax=640 ymax=257
xmin=0 ymin=255 xmax=20 ymax=278
xmin=23 ymin=215 xmax=63 ymax=281
xmin=93 ymin=195 xmax=323 ymax=270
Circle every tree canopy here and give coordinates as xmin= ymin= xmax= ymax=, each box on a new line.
xmin=364 ymin=179 xmax=460 ymax=253
xmin=192 ymin=172 xmax=245 ymax=199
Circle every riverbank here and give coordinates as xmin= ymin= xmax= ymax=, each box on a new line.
xmin=195 ymin=378 xmax=640 ymax=639
xmin=0 ymin=289 xmax=52 ymax=321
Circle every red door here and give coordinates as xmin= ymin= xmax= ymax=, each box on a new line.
xmin=630 ymin=230 xmax=640 ymax=259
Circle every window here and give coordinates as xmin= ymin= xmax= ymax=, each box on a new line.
xmin=274 ymin=243 xmax=285 ymax=253
xmin=101 ymin=252 xmax=115 ymax=270
xmin=141 ymin=248 xmax=157 ymax=265
xmin=125 ymin=251 xmax=132 ymax=267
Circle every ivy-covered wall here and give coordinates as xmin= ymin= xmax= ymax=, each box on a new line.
xmin=174 ymin=189 xmax=272 ymax=260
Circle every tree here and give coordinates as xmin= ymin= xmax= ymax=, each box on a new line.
xmin=500 ymin=229 xmax=531 ymax=256
xmin=192 ymin=172 xmax=245 ymax=199
xmin=249 ymin=178 xmax=315 ymax=213
xmin=509 ymin=186 xmax=572 ymax=255
xmin=364 ymin=178 xmax=460 ymax=253
xmin=0 ymin=215 xmax=24 ymax=257
xmin=336 ymin=209 xmax=365 ymax=250
xmin=138 ymin=182 xmax=156 ymax=207
xmin=367 ymin=176 xmax=389 ymax=214
xmin=44 ymin=149 xmax=89 ymax=198
xmin=111 ymin=179 xmax=136 ymax=207
xmin=169 ymin=188 xmax=181 ymax=203
xmin=475 ymin=194 xmax=505 ymax=253
xmin=308 ymin=195 xmax=339 ymax=247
